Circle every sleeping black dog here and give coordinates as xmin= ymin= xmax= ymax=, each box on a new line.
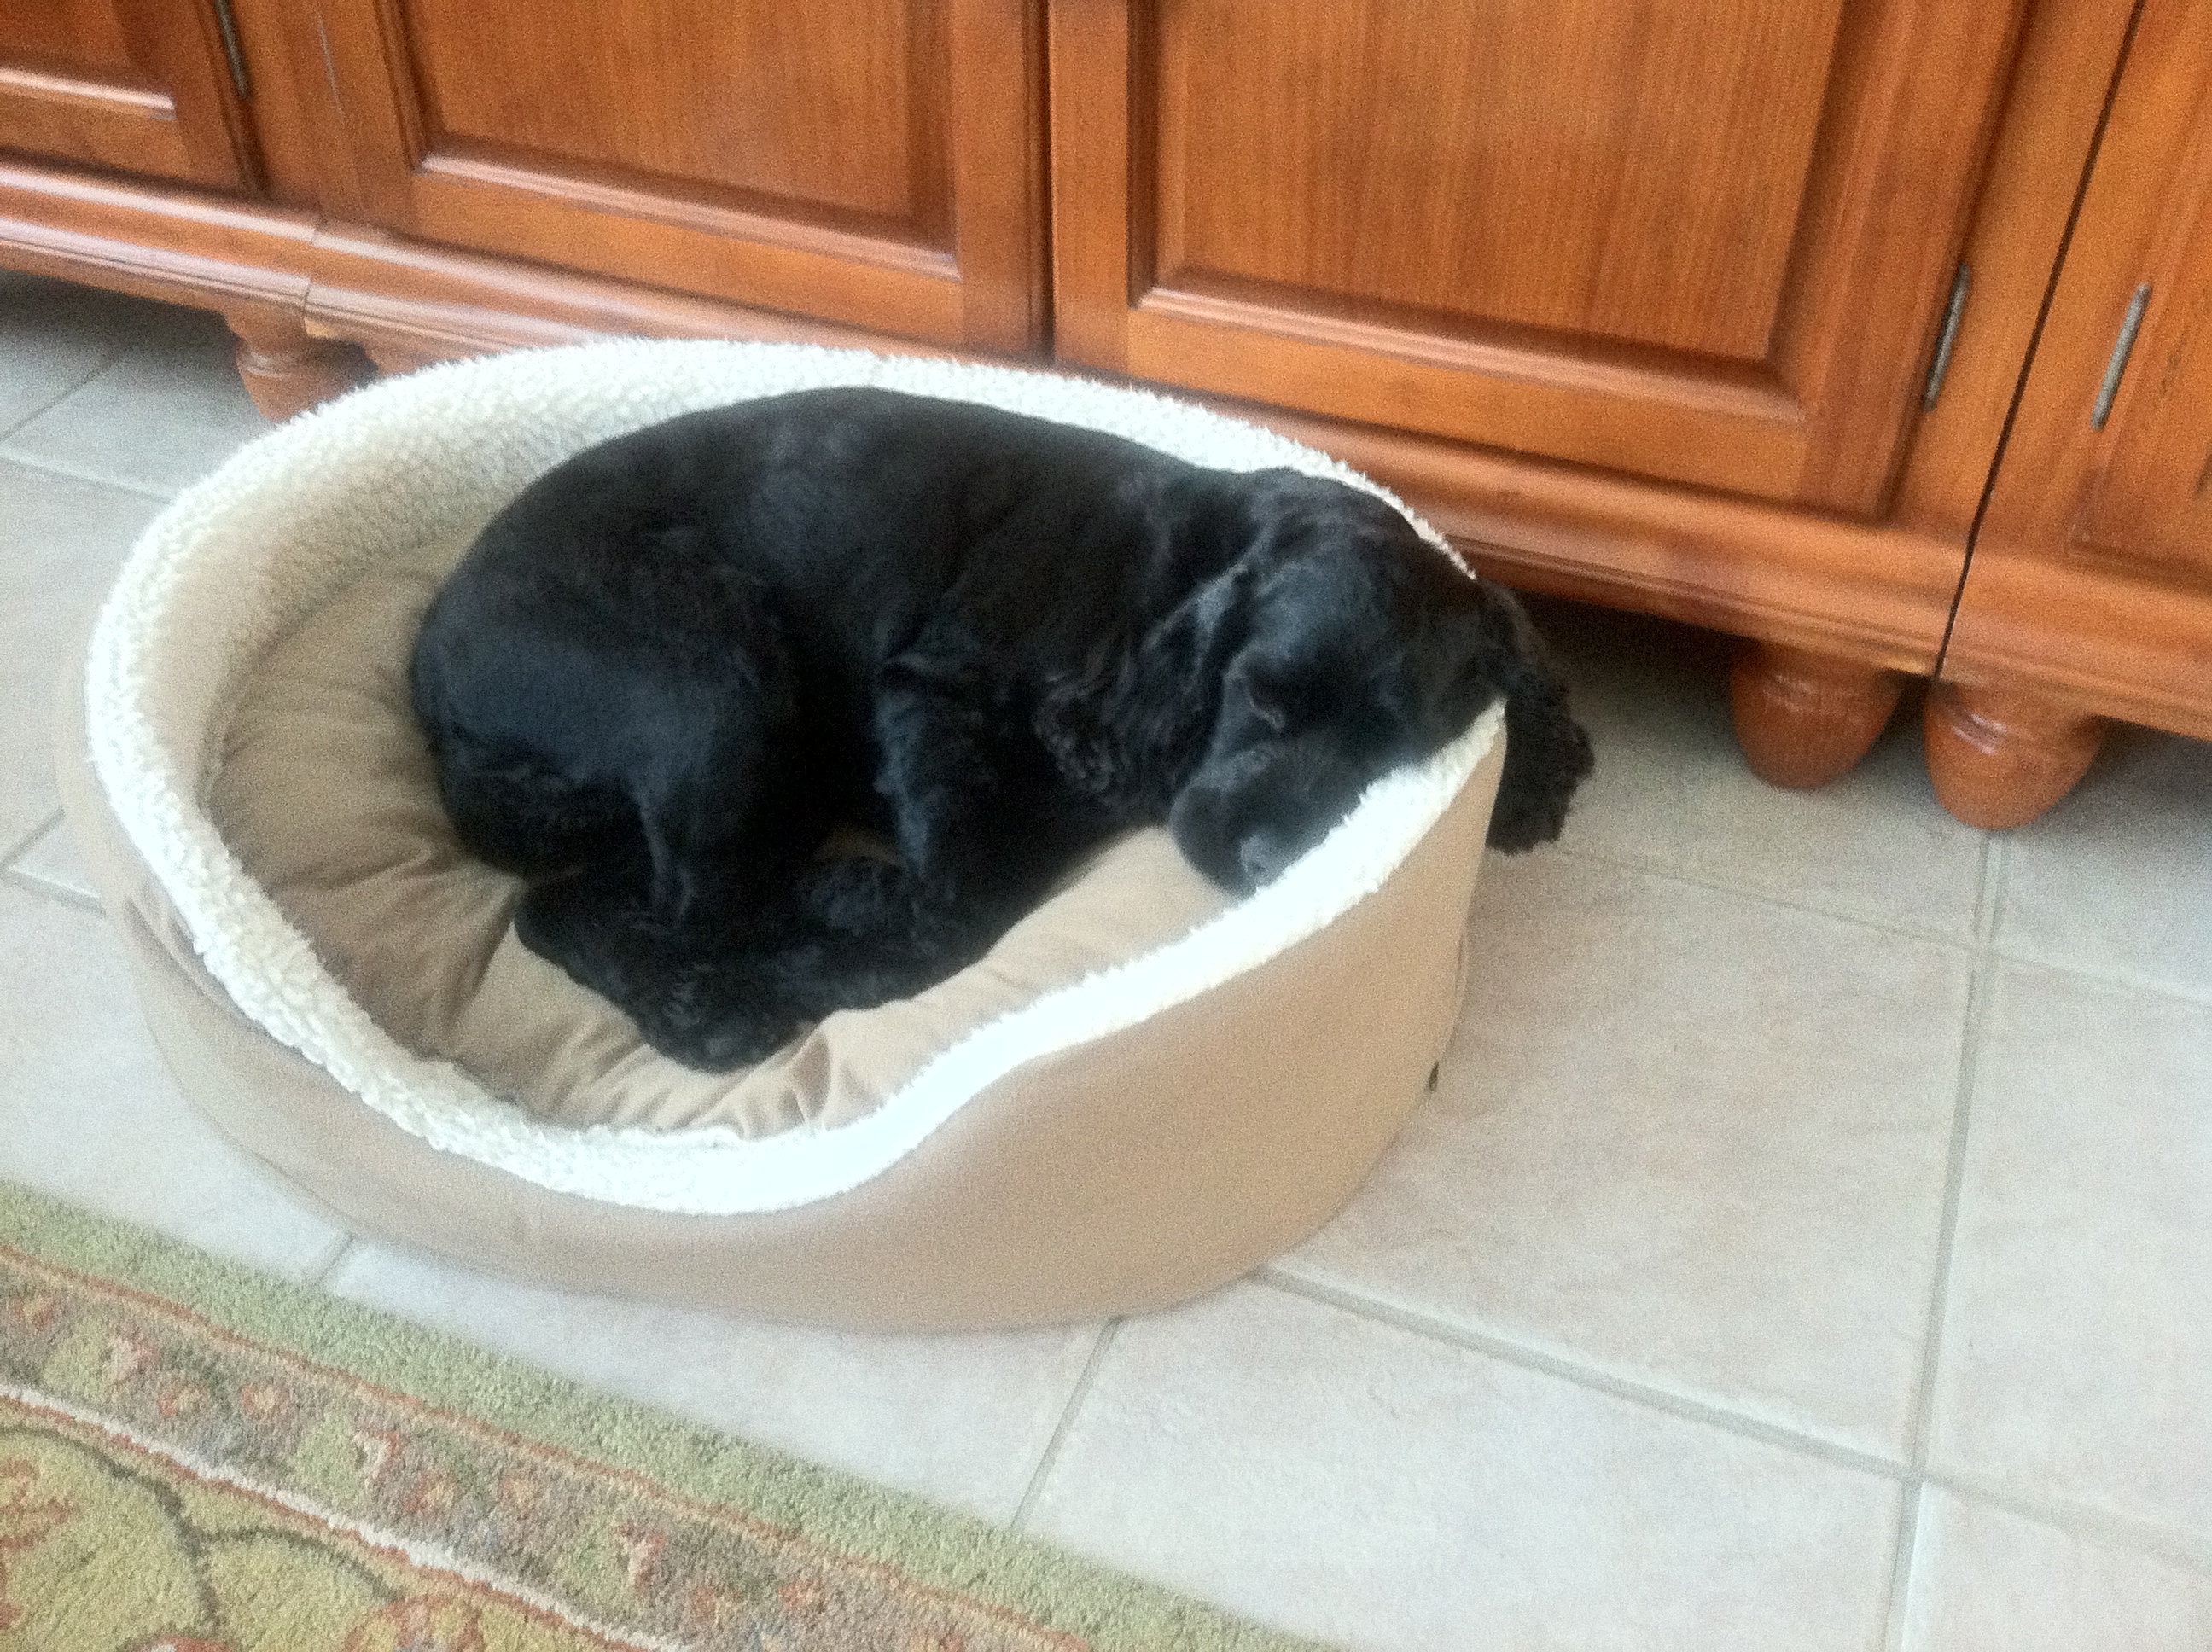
xmin=410 ymin=387 xmax=1591 ymax=1069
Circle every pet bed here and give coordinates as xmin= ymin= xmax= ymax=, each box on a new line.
xmin=58 ymin=341 xmax=1507 ymax=1330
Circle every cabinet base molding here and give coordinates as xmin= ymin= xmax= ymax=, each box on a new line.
xmin=1924 ymin=682 xmax=2105 ymax=829
xmin=1727 ymin=643 xmax=1905 ymax=790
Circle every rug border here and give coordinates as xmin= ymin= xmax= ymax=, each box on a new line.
xmin=0 ymin=1182 xmax=1325 ymax=1652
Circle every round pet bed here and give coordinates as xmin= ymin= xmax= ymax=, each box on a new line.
xmin=58 ymin=340 xmax=1507 ymax=1330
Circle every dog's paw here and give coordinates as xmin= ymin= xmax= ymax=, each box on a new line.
xmin=793 ymin=855 xmax=916 ymax=936
xmin=637 ymin=962 xmax=801 ymax=1072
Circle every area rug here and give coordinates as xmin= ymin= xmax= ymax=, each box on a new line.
xmin=0 ymin=1184 xmax=1315 ymax=1651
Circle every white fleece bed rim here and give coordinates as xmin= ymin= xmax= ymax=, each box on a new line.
xmin=82 ymin=339 xmax=1501 ymax=1216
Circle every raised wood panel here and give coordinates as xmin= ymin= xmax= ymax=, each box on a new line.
xmin=1889 ymin=0 xmax=2139 ymax=538
xmin=1972 ymin=0 xmax=2212 ymax=585
xmin=396 ymin=0 xmax=938 ymax=232
xmin=2 ymin=0 xmax=137 ymax=71
xmin=0 ymin=0 xmax=250 ymax=189
xmin=1155 ymin=0 xmax=1842 ymax=363
xmin=307 ymin=0 xmax=1041 ymax=352
xmin=1054 ymin=0 xmax=2028 ymax=515
xmin=2068 ymin=31 xmax=2212 ymax=580
xmin=1946 ymin=0 xmax=2212 ymax=738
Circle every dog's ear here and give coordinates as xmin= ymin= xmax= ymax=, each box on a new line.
xmin=1035 ymin=560 xmax=1258 ymax=811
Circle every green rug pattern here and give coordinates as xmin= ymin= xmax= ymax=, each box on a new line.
xmin=0 ymin=1185 xmax=1317 ymax=1651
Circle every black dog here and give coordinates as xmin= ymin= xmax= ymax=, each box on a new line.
xmin=410 ymin=387 xmax=1591 ymax=1069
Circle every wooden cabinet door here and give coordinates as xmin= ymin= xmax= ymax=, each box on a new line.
xmin=0 ymin=0 xmax=253 ymax=188
xmin=1945 ymin=0 xmax=2212 ymax=737
xmin=306 ymin=0 xmax=1044 ymax=352
xmin=1051 ymin=0 xmax=2025 ymax=515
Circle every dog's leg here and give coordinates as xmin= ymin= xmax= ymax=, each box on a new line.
xmin=871 ymin=647 xmax=1108 ymax=923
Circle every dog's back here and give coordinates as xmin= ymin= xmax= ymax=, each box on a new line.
xmin=409 ymin=387 xmax=1229 ymax=887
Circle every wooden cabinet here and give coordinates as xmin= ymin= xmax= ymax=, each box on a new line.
xmin=1051 ymin=0 xmax=2018 ymax=516
xmin=0 ymin=0 xmax=2203 ymax=828
xmin=0 ymin=0 xmax=253 ymax=189
xmin=1930 ymin=0 xmax=2212 ymax=825
xmin=300 ymin=0 xmax=1043 ymax=352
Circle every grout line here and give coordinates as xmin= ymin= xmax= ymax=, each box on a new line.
xmin=1982 ymin=945 xmax=2212 ymax=1015
xmin=0 ymin=811 xmax=61 ymax=873
xmin=0 ymin=867 xmax=104 ymax=916
xmin=1919 ymin=1465 xmax=2212 ymax=1579
xmin=1879 ymin=951 xmax=2001 ymax=1651
xmin=1010 ymin=1319 xmax=1121 ymax=1533
xmin=1557 ymin=836 xmax=2212 ymax=1013
xmin=302 ymin=1235 xmax=355 ymax=1290
xmin=1548 ymin=841 xmax=1982 ymax=954
xmin=1261 ymin=1261 xmax=2212 ymax=1592
xmin=1882 ymin=1484 xmax=1930 ymax=1652
xmin=1901 ymin=957 xmax=2000 ymax=1472
xmin=1253 ymin=1265 xmax=1911 ymax=1484
xmin=0 ymin=446 xmax=182 ymax=503
xmin=0 ymin=344 xmax=126 ymax=445
xmin=1971 ymin=832 xmax=2008 ymax=951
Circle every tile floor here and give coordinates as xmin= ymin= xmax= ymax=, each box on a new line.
xmin=4 ymin=270 xmax=2209 ymax=1650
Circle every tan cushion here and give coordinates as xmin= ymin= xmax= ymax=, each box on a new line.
xmin=209 ymin=529 xmax=1232 ymax=1137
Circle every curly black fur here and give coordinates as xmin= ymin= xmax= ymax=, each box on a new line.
xmin=410 ymin=388 xmax=1592 ymax=1069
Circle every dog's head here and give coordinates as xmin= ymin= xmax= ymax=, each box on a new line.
xmin=1165 ymin=471 xmax=1592 ymax=893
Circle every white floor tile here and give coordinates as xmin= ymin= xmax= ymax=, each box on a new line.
xmin=0 ymin=462 xmax=165 ymax=852
xmin=1532 ymin=600 xmax=1989 ymax=941
xmin=1 ymin=305 xmax=269 ymax=494
xmin=323 ymin=1238 xmax=1103 ymax=1526
xmin=1929 ymin=964 xmax=2212 ymax=1542
xmin=0 ymin=272 xmax=130 ymax=434
xmin=1901 ymin=1490 xmax=2212 ymax=1652
xmin=0 ymin=882 xmax=346 ymax=1279
xmin=1027 ymin=1281 xmax=1902 ymax=1652
xmin=1284 ymin=849 xmax=1970 ymax=1455
xmin=1995 ymin=727 xmax=2212 ymax=999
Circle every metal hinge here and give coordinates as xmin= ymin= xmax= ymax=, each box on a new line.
xmin=2091 ymin=282 xmax=2151 ymax=430
xmin=1921 ymin=262 xmax=1970 ymax=410
xmin=211 ymin=0 xmax=252 ymax=99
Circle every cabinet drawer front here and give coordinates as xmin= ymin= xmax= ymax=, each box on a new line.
xmin=308 ymin=0 xmax=1043 ymax=352
xmin=1051 ymin=0 xmax=2025 ymax=515
xmin=0 ymin=0 xmax=249 ymax=189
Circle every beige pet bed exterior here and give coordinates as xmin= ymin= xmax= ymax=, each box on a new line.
xmin=59 ymin=342 xmax=1506 ymax=1330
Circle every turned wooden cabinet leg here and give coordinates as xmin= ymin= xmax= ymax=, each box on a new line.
xmin=222 ymin=311 xmax=374 ymax=422
xmin=1924 ymin=683 xmax=2105 ymax=829
xmin=1729 ymin=641 xmax=1905 ymax=789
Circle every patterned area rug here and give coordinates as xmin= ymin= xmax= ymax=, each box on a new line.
xmin=0 ymin=1185 xmax=1313 ymax=1651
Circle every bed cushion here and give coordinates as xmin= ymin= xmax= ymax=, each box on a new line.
xmin=62 ymin=340 xmax=1506 ymax=1329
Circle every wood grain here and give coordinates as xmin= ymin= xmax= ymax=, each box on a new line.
xmin=1052 ymin=0 xmax=2029 ymax=516
xmin=1942 ymin=0 xmax=2212 ymax=784
xmin=223 ymin=307 xmax=374 ymax=421
xmin=1924 ymin=683 xmax=2105 ymax=829
xmin=1889 ymin=0 xmax=2139 ymax=538
xmin=296 ymin=0 xmax=1043 ymax=352
xmin=1152 ymin=0 xmax=1842 ymax=364
xmin=393 ymin=0 xmax=937 ymax=227
xmin=0 ymin=0 xmax=252 ymax=189
xmin=1729 ymin=642 xmax=1905 ymax=790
